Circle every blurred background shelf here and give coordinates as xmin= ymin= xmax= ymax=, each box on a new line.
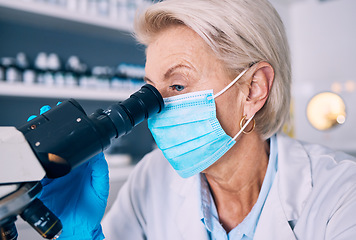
xmin=0 ymin=82 xmax=133 ymax=101
xmin=0 ymin=0 xmax=135 ymax=41
xmin=0 ymin=0 xmax=147 ymax=67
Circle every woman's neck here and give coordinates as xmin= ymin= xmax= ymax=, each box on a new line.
xmin=203 ymin=132 xmax=270 ymax=233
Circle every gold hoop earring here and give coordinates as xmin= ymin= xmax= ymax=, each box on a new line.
xmin=239 ymin=115 xmax=256 ymax=134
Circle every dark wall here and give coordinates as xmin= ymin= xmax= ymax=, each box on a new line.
xmin=0 ymin=19 xmax=146 ymax=67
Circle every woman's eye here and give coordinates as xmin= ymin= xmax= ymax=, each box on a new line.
xmin=170 ymin=85 xmax=185 ymax=92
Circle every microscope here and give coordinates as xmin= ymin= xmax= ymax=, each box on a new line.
xmin=0 ymin=84 xmax=164 ymax=239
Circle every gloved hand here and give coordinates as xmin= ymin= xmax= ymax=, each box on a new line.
xmin=28 ymin=104 xmax=110 ymax=240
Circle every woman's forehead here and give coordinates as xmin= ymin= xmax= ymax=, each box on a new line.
xmin=145 ymin=26 xmax=219 ymax=75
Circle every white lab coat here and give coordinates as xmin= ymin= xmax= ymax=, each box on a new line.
xmin=102 ymin=134 xmax=356 ymax=239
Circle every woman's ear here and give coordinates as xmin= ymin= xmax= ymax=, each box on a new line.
xmin=244 ymin=62 xmax=274 ymax=118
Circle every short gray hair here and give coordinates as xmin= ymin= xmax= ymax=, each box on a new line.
xmin=134 ymin=0 xmax=291 ymax=139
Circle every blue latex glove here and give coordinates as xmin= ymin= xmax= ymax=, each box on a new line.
xmin=29 ymin=104 xmax=110 ymax=240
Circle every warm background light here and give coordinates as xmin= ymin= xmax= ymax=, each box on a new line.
xmin=307 ymin=92 xmax=346 ymax=131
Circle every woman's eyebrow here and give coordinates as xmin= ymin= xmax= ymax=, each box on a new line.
xmin=164 ymin=64 xmax=193 ymax=80
xmin=144 ymin=63 xmax=195 ymax=84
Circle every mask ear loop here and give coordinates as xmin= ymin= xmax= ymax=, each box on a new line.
xmin=210 ymin=67 xmax=254 ymax=141
xmin=213 ymin=68 xmax=249 ymax=99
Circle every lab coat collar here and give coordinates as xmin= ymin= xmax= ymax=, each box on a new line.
xmin=171 ymin=172 xmax=209 ymax=240
xmin=277 ymin=134 xmax=313 ymax=221
xmin=254 ymin=133 xmax=312 ymax=239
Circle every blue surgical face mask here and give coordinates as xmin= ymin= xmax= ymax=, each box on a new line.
xmin=148 ymin=68 xmax=254 ymax=178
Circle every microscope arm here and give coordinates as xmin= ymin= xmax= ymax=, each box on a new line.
xmin=0 ymin=127 xmax=45 ymax=185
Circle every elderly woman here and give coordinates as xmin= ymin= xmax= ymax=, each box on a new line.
xmin=36 ymin=0 xmax=356 ymax=239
